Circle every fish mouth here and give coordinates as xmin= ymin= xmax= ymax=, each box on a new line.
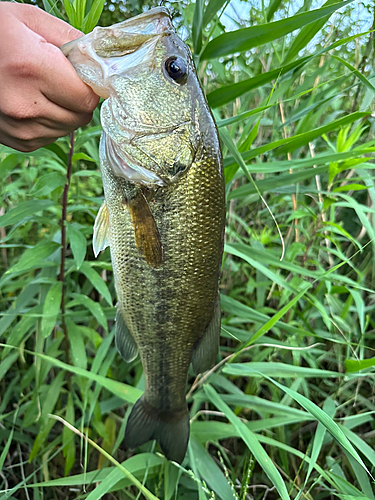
xmin=61 ymin=7 xmax=173 ymax=60
xmin=102 ymin=7 xmax=173 ymax=38
xmin=90 ymin=7 xmax=173 ymax=58
xmin=61 ymin=7 xmax=174 ymax=97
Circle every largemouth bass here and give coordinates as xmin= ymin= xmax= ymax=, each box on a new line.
xmin=62 ymin=8 xmax=225 ymax=463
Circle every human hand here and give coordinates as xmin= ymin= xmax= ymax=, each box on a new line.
xmin=0 ymin=3 xmax=100 ymax=152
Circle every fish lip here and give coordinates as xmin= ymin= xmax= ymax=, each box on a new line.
xmin=91 ymin=8 xmax=174 ymax=55
xmin=96 ymin=7 xmax=174 ymax=45
xmin=61 ymin=7 xmax=174 ymax=60
xmin=108 ymin=7 xmax=172 ymax=34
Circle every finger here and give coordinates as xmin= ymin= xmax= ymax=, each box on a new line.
xmin=0 ymin=26 xmax=100 ymax=115
xmin=5 ymin=5 xmax=100 ymax=113
xmin=38 ymin=44 xmax=100 ymax=113
xmin=15 ymin=4 xmax=83 ymax=46
xmin=2 ymin=97 xmax=94 ymax=137
xmin=0 ymin=124 xmax=60 ymax=152
xmin=39 ymin=110 xmax=94 ymax=132
xmin=4 ymin=110 xmax=94 ymax=137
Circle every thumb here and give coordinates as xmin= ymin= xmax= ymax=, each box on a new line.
xmin=16 ymin=4 xmax=83 ymax=46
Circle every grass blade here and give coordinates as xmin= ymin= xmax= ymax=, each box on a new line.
xmin=204 ymin=384 xmax=290 ymax=500
xmin=251 ymin=372 xmax=373 ymax=478
xmin=283 ymin=0 xmax=342 ymax=63
xmin=0 ymin=343 xmax=141 ymax=403
xmin=48 ymin=414 xmax=160 ymax=500
xmin=202 ymin=1 xmax=353 ymax=59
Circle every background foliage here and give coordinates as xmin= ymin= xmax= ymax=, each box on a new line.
xmin=1 ymin=0 xmax=375 ymax=499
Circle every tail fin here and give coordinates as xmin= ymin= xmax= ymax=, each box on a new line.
xmin=124 ymin=396 xmax=190 ymax=464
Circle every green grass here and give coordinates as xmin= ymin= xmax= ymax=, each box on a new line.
xmin=1 ymin=0 xmax=375 ymax=499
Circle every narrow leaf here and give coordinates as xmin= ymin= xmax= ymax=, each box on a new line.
xmin=62 ymin=393 xmax=76 ymax=476
xmin=267 ymin=0 xmax=283 ymax=21
xmin=332 ymin=55 xmax=375 ymax=94
xmin=82 ymin=0 xmax=105 ymax=33
xmin=189 ymin=435 xmax=235 ymax=500
xmin=345 ymin=357 xmax=375 ymax=372
xmin=0 ymin=343 xmax=141 ymax=403
xmin=66 ymin=223 xmax=87 ymax=269
xmin=225 ymin=112 xmax=369 ymax=175
xmin=223 ymin=362 xmax=341 ymax=379
xmin=5 ymin=242 xmax=60 ymax=275
xmin=207 ymin=58 xmax=308 ymax=108
xmin=0 ymin=425 xmax=14 ymax=471
xmin=69 ymin=293 xmax=108 ymax=332
xmin=41 ymin=282 xmax=63 ymax=338
xmin=284 ymin=0 xmax=341 ymax=63
xmin=204 ymin=384 xmax=290 ymax=500
xmin=203 ymin=0 xmax=227 ymax=27
xmin=0 ymin=200 xmax=55 ymax=227
xmin=256 ymin=372 xmax=372 ymax=478
xmin=201 ymin=1 xmax=353 ymax=59
xmin=66 ymin=318 xmax=87 ymax=369
xmin=192 ymin=0 xmax=204 ymax=53
xmin=79 ymin=261 xmax=112 ymax=306
xmin=30 ymin=172 xmax=66 ymax=198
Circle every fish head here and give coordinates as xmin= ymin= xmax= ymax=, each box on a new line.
xmin=62 ymin=8 xmax=210 ymax=187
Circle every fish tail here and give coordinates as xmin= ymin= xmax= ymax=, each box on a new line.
xmin=124 ymin=396 xmax=190 ymax=464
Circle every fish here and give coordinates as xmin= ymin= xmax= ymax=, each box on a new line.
xmin=61 ymin=7 xmax=226 ymax=464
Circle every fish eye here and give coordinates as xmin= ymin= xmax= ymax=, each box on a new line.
xmin=164 ymin=56 xmax=188 ymax=85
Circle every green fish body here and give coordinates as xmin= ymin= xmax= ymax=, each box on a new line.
xmin=62 ymin=8 xmax=225 ymax=463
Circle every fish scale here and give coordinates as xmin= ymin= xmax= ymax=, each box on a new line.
xmin=62 ymin=7 xmax=225 ymax=463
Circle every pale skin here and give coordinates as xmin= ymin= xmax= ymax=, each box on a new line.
xmin=0 ymin=3 xmax=99 ymax=152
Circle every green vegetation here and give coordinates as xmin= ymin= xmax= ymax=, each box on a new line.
xmin=1 ymin=0 xmax=375 ymax=498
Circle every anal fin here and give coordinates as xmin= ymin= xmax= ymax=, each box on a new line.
xmin=115 ymin=306 xmax=138 ymax=362
xmin=127 ymin=190 xmax=163 ymax=269
xmin=93 ymin=201 xmax=110 ymax=257
xmin=192 ymin=293 xmax=221 ymax=375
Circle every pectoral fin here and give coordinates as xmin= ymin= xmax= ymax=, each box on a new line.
xmin=127 ymin=190 xmax=163 ymax=268
xmin=93 ymin=202 xmax=110 ymax=258
xmin=192 ymin=293 xmax=221 ymax=375
xmin=115 ymin=306 xmax=138 ymax=362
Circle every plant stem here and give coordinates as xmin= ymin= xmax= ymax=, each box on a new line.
xmin=59 ymin=132 xmax=75 ymax=348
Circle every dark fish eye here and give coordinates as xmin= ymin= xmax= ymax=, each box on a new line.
xmin=164 ymin=56 xmax=188 ymax=85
